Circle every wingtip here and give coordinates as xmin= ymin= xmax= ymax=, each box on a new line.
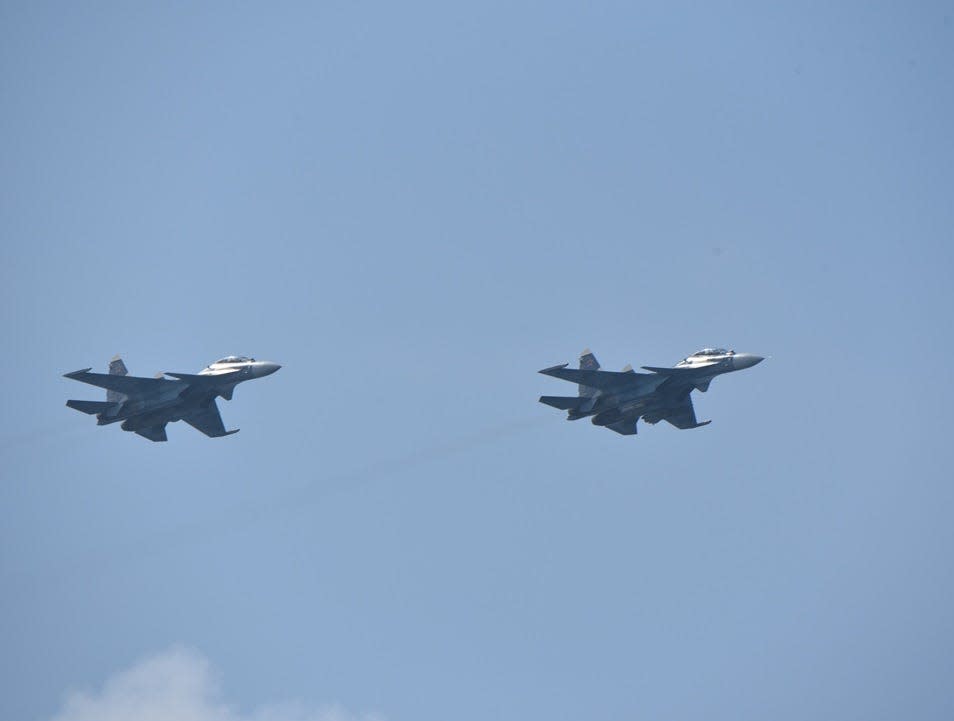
xmin=63 ymin=368 xmax=92 ymax=378
xmin=538 ymin=363 xmax=569 ymax=375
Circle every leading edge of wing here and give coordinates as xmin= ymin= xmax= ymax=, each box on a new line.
xmin=63 ymin=369 xmax=168 ymax=394
xmin=538 ymin=364 xmax=653 ymax=391
xmin=164 ymin=369 xmax=242 ymax=383
xmin=641 ymin=362 xmax=720 ymax=375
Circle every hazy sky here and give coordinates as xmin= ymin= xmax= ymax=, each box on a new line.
xmin=2 ymin=3 xmax=953 ymax=720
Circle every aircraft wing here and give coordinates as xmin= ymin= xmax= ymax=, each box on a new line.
xmin=644 ymin=395 xmax=711 ymax=430
xmin=63 ymin=369 xmax=169 ymax=395
xmin=181 ymin=399 xmax=238 ymax=438
xmin=164 ymin=369 xmax=242 ymax=383
xmin=134 ymin=424 xmax=168 ymax=442
xmin=642 ymin=363 xmax=720 ymax=375
xmin=605 ymin=418 xmax=638 ymax=435
xmin=538 ymin=364 xmax=653 ymax=391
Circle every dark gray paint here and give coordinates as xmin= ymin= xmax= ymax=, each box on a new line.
xmin=64 ymin=356 xmax=280 ymax=441
xmin=539 ymin=349 xmax=763 ymax=436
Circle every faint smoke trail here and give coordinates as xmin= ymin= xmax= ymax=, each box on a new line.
xmin=24 ymin=414 xmax=551 ymax=584
xmin=169 ymin=413 xmax=550 ymax=541
xmin=0 ymin=419 xmax=88 ymax=455
xmin=303 ymin=414 xmax=548 ymax=490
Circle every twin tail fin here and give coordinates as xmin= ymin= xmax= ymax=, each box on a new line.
xmin=578 ymin=349 xmax=600 ymax=398
xmin=107 ymin=355 xmax=127 ymax=403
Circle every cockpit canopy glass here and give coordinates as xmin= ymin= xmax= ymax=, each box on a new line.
xmin=690 ymin=348 xmax=732 ymax=357
xmin=214 ymin=355 xmax=254 ymax=364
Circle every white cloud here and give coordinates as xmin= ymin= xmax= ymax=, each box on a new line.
xmin=50 ymin=646 xmax=384 ymax=721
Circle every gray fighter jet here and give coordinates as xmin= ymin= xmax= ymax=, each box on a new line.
xmin=539 ymin=348 xmax=763 ymax=436
xmin=65 ymin=355 xmax=281 ymax=441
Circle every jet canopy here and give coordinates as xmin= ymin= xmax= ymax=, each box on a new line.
xmin=690 ymin=348 xmax=733 ymax=357
xmin=213 ymin=355 xmax=255 ymax=364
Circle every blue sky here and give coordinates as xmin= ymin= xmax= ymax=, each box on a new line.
xmin=2 ymin=2 xmax=953 ymax=720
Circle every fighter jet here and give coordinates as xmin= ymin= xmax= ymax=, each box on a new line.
xmin=64 ymin=355 xmax=281 ymax=441
xmin=539 ymin=348 xmax=763 ymax=436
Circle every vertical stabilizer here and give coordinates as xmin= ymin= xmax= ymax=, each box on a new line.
xmin=578 ymin=349 xmax=600 ymax=397
xmin=109 ymin=355 xmax=127 ymax=376
xmin=107 ymin=355 xmax=128 ymax=402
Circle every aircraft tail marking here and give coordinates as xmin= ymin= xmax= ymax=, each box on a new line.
xmin=578 ymin=349 xmax=600 ymax=398
xmin=107 ymin=355 xmax=128 ymax=403
xmin=108 ymin=355 xmax=128 ymax=376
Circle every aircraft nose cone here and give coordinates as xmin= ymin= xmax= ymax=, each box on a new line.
xmin=732 ymin=353 xmax=764 ymax=370
xmin=255 ymin=361 xmax=281 ymax=377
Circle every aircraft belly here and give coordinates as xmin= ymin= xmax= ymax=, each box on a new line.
xmin=591 ymin=408 xmax=624 ymax=426
xmin=617 ymin=398 xmax=650 ymax=415
xmin=117 ymin=397 xmax=199 ymax=429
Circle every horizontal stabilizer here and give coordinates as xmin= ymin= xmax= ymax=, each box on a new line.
xmin=66 ymin=399 xmax=116 ymax=415
xmin=539 ymin=395 xmax=587 ymax=411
